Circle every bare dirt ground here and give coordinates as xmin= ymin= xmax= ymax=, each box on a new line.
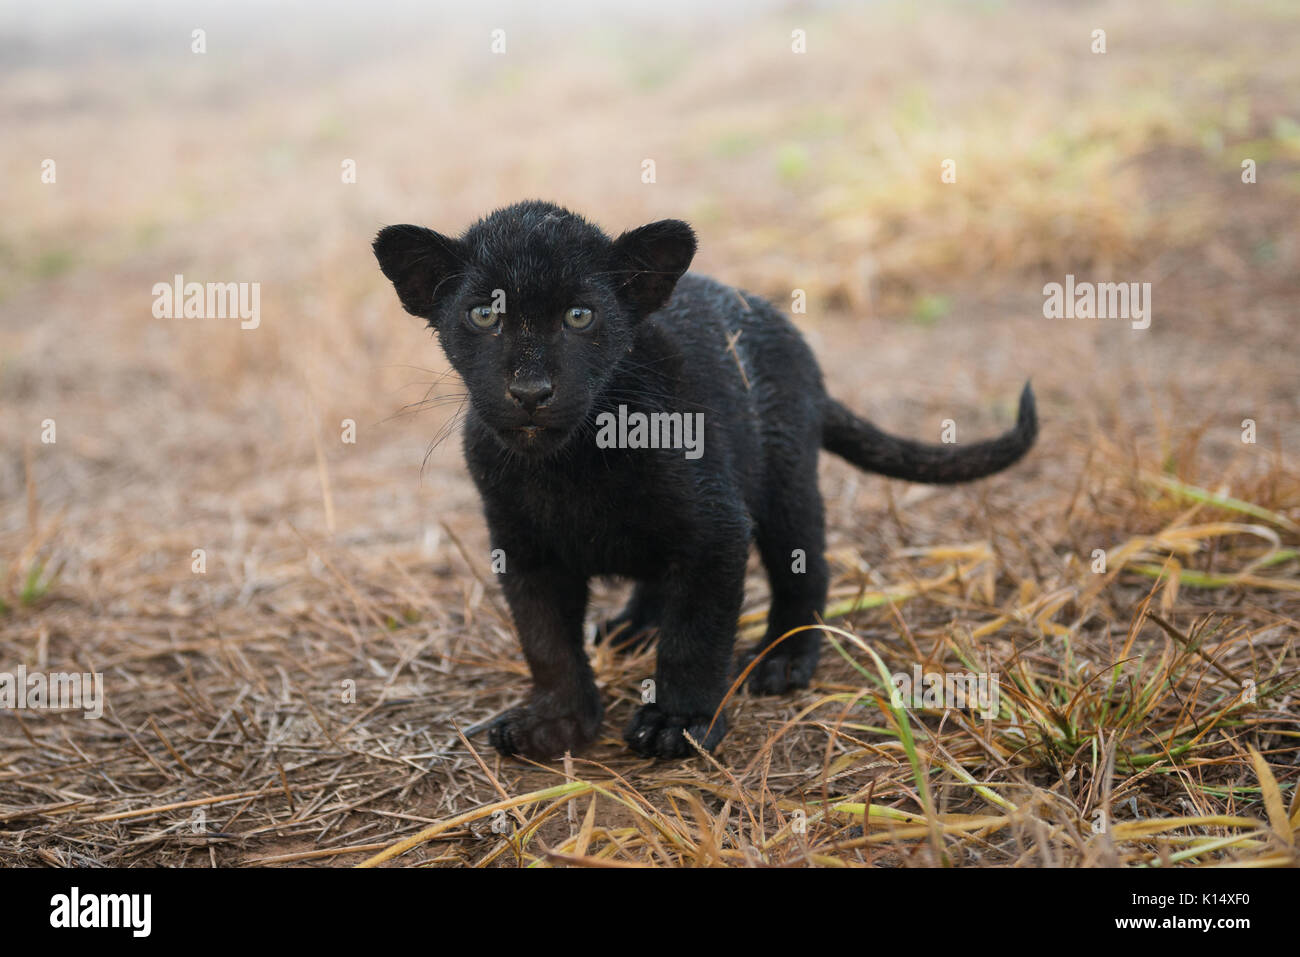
xmin=1 ymin=1 xmax=1297 ymax=866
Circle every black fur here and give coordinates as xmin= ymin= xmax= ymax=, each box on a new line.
xmin=373 ymin=200 xmax=1037 ymax=760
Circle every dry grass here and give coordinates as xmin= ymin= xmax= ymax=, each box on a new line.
xmin=1 ymin=0 xmax=1298 ymax=867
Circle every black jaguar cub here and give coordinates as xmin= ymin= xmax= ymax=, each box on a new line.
xmin=373 ymin=201 xmax=1036 ymax=760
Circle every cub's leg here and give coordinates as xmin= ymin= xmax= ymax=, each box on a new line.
xmin=596 ymin=581 xmax=665 ymax=652
xmin=744 ymin=459 xmax=830 ymax=694
xmin=623 ymin=538 xmax=747 ymax=758
xmin=488 ymin=563 xmax=603 ymax=759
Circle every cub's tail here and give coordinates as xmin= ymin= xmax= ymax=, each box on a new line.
xmin=821 ymin=382 xmax=1037 ymax=484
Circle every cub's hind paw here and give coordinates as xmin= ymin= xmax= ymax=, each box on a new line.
xmin=740 ymin=645 xmax=818 ymax=695
xmin=623 ymin=703 xmax=726 ymax=759
xmin=488 ymin=701 xmax=602 ymax=760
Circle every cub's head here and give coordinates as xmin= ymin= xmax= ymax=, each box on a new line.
xmin=373 ymin=201 xmax=695 ymax=457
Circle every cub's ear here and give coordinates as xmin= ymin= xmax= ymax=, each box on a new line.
xmin=372 ymin=224 xmax=465 ymax=322
xmin=610 ymin=219 xmax=697 ymax=316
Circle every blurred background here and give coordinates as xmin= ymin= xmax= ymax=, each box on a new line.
xmin=1 ymin=0 xmax=1298 ymax=865
xmin=4 ymin=0 xmax=1298 ymax=565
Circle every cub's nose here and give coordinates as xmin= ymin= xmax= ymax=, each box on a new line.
xmin=508 ymin=378 xmax=554 ymax=412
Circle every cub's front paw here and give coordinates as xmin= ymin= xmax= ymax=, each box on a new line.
xmin=740 ymin=643 xmax=819 ymax=695
xmin=488 ymin=699 xmax=603 ymax=759
xmin=623 ymin=703 xmax=727 ymax=759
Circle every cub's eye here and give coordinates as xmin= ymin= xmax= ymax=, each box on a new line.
xmin=467 ymin=305 xmax=499 ymax=330
xmin=564 ymin=306 xmax=594 ymax=330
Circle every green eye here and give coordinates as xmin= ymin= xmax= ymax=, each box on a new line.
xmin=564 ymin=306 xmax=594 ymax=330
xmin=467 ymin=305 xmax=498 ymax=329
